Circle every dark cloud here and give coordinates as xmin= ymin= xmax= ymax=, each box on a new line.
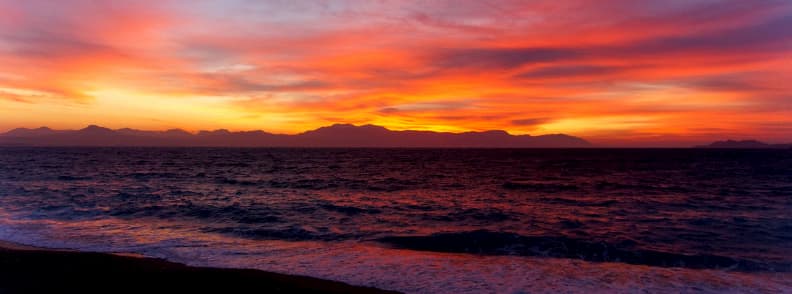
xmin=615 ymin=14 xmax=792 ymax=56
xmin=433 ymin=115 xmax=505 ymax=121
xmin=379 ymin=101 xmax=473 ymax=114
xmin=757 ymin=121 xmax=792 ymax=133
xmin=515 ymin=65 xmax=627 ymax=79
xmin=0 ymin=91 xmax=33 ymax=103
xmin=1 ymin=31 xmax=120 ymax=60
xmin=262 ymin=80 xmax=331 ymax=91
xmin=156 ymin=72 xmax=331 ymax=94
xmin=511 ymin=118 xmax=551 ymax=126
xmin=686 ymin=75 xmax=772 ymax=92
xmin=687 ymin=127 xmax=729 ymax=132
xmin=429 ymin=14 xmax=792 ymax=73
xmin=379 ymin=107 xmax=400 ymax=113
xmin=432 ymin=47 xmax=578 ymax=70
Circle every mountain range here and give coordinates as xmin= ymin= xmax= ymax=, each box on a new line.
xmin=0 ymin=124 xmax=591 ymax=148
xmin=696 ymin=140 xmax=792 ymax=149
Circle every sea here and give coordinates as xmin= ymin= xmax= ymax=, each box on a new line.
xmin=0 ymin=147 xmax=790 ymax=293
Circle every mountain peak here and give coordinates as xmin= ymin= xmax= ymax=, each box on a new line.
xmin=164 ymin=129 xmax=191 ymax=135
xmin=480 ymin=130 xmax=510 ymax=136
xmin=327 ymin=123 xmax=386 ymax=130
xmin=197 ymin=129 xmax=231 ymax=136
xmin=697 ymin=139 xmax=791 ymax=149
xmin=4 ymin=126 xmax=56 ymax=137
xmin=306 ymin=123 xmax=389 ymax=135
xmin=80 ymin=125 xmax=113 ymax=132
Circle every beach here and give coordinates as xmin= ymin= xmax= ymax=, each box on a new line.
xmin=0 ymin=240 xmax=398 ymax=294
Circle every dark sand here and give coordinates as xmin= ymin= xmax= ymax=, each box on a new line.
xmin=0 ymin=241 xmax=400 ymax=294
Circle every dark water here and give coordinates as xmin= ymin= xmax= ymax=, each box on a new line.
xmin=1 ymin=148 xmax=791 ymax=292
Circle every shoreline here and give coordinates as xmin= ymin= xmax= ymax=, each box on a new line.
xmin=0 ymin=240 xmax=400 ymax=294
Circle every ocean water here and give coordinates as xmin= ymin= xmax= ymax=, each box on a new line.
xmin=0 ymin=147 xmax=790 ymax=293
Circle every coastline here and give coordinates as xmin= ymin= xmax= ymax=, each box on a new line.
xmin=0 ymin=240 xmax=400 ymax=294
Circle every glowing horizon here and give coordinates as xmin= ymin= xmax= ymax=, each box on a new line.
xmin=1 ymin=1 xmax=791 ymax=146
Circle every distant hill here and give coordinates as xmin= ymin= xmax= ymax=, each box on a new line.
xmin=0 ymin=124 xmax=591 ymax=148
xmin=696 ymin=140 xmax=792 ymax=149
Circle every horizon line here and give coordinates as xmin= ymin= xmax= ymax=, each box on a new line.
xmin=2 ymin=123 xmax=789 ymax=148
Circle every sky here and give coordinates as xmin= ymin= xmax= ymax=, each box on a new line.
xmin=0 ymin=0 xmax=790 ymax=146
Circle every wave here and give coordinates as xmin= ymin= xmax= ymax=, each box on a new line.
xmin=420 ymin=208 xmax=513 ymax=222
xmin=502 ymin=180 xmax=579 ymax=192
xmin=319 ymin=204 xmax=382 ymax=215
xmin=206 ymin=226 xmax=349 ymax=241
xmin=211 ymin=176 xmax=422 ymax=191
xmin=376 ymin=230 xmax=790 ymax=272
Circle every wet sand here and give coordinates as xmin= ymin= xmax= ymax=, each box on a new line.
xmin=0 ymin=241 xmax=400 ymax=294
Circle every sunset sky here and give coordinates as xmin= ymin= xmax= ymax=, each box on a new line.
xmin=0 ymin=0 xmax=790 ymax=146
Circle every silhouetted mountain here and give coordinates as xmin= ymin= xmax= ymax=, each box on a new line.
xmin=80 ymin=125 xmax=113 ymax=133
xmin=4 ymin=127 xmax=58 ymax=137
xmin=696 ymin=140 xmax=792 ymax=149
xmin=0 ymin=123 xmax=590 ymax=147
